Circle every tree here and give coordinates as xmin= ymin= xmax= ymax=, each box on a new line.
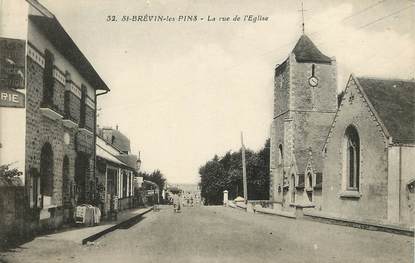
xmin=199 ymin=158 xmax=226 ymax=205
xmin=0 ymin=164 xmax=23 ymax=180
xmin=199 ymin=139 xmax=270 ymax=205
xmin=138 ymin=169 xmax=167 ymax=200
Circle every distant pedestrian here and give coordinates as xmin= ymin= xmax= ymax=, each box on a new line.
xmin=173 ymin=194 xmax=181 ymax=213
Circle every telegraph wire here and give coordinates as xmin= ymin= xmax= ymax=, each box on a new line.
xmin=358 ymin=4 xmax=414 ymax=29
xmin=342 ymin=0 xmax=387 ymax=21
xmin=101 ymin=1 xmax=411 ymax=112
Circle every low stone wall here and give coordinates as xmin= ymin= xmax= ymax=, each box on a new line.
xmin=303 ymin=209 xmax=414 ymax=236
xmin=247 ymin=200 xmax=277 ymax=209
xmin=0 ymin=180 xmax=31 ymax=249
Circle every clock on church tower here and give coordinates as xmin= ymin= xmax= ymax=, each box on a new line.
xmin=270 ymin=34 xmax=338 ymax=204
xmin=309 ymin=76 xmax=318 ymax=87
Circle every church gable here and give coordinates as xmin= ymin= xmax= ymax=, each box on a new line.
xmin=323 ymin=75 xmax=389 ymax=150
xmin=321 ymin=75 xmax=396 ymax=221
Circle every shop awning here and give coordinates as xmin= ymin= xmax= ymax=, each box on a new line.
xmin=96 ymin=144 xmax=127 ymax=166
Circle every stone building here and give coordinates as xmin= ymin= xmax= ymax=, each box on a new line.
xmin=269 ymin=34 xmax=337 ymax=210
xmin=96 ymin=127 xmax=141 ymax=215
xmin=321 ymin=75 xmax=414 ymax=228
xmin=269 ymin=34 xmax=415 ymax=228
xmin=0 ymin=0 xmax=109 ymax=232
xmin=96 ymin=135 xmax=138 ymax=217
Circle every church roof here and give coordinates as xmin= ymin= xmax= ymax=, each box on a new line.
xmin=356 ymin=77 xmax=415 ymax=144
xmin=292 ymin=35 xmax=332 ymax=64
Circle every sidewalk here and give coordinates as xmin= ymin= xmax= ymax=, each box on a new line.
xmin=36 ymin=207 xmax=153 ymax=244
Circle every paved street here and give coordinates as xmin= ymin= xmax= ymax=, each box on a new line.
xmin=1 ymin=206 xmax=413 ymax=263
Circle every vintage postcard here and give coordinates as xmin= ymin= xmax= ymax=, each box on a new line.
xmin=0 ymin=0 xmax=414 ymax=262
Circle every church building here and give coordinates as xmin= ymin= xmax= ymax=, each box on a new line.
xmin=269 ymin=34 xmax=415 ymax=229
xmin=321 ymin=75 xmax=414 ymax=228
xmin=269 ymin=34 xmax=337 ymax=210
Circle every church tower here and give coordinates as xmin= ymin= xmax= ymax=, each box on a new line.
xmin=270 ymin=35 xmax=337 ymax=209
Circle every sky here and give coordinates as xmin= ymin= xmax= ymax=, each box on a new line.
xmin=37 ymin=0 xmax=414 ymax=184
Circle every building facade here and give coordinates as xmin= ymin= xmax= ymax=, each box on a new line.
xmin=269 ymin=34 xmax=415 ymax=228
xmin=0 ymin=0 xmax=109 ymax=232
xmin=322 ymin=75 xmax=415 ymax=227
xmin=269 ymin=35 xmax=337 ymax=211
xmin=96 ymin=134 xmax=139 ymax=217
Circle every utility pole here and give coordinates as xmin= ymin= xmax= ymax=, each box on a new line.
xmin=241 ymin=132 xmax=248 ymax=204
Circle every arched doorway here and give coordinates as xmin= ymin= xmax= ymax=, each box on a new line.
xmin=40 ymin=143 xmax=54 ymax=206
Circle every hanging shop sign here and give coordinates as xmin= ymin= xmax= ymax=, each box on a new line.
xmin=0 ymin=38 xmax=26 ymax=90
xmin=0 ymin=87 xmax=25 ymax=108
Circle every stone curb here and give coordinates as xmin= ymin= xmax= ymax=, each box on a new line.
xmin=82 ymin=207 xmax=153 ymax=245
xmin=303 ymin=213 xmax=414 ymax=237
xmin=227 ymin=205 xmax=413 ymax=236
xmin=254 ymin=208 xmax=296 ymax=219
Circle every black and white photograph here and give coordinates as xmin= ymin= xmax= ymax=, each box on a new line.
xmin=0 ymin=0 xmax=414 ymax=262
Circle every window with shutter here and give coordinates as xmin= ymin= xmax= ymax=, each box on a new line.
xmin=42 ymin=49 xmax=54 ymax=107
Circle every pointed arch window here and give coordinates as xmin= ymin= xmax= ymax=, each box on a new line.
xmin=307 ymin=173 xmax=313 ymax=189
xmin=345 ymin=126 xmax=360 ymax=191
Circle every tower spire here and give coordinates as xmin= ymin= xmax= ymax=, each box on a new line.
xmin=298 ymin=2 xmax=307 ymax=34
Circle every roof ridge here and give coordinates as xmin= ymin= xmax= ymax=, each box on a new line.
xmin=356 ymin=75 xmax=415 ymax=83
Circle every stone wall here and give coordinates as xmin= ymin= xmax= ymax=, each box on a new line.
xmin=270 ymin=53 xmax=337 ymax=208
xmin=25 ymin=44 xmax=95 ymax=229
xmin=270 ymin=112 xmax=289 ymax=202
xmin=64 ymin=89 xmax=81 ymax=123
xmin=289 ymin=56 xmax=337 ymax=113
xmin=0 ymin=179 xmax=27 ymax=248
xmin=270 ymin=59 xmax=290 ymax=202
xmin=399 ymin=146 xmax=415 ymax=226
xmin=322 ymin=78 xmax=389 ymax=222
xmin=84 ymin=105 xmax=95 ymax=131
xmin=388 ymin=145 xmax=415 ymax=227
xmin=273 ymin=60 xmax=290 ymax=118
xmin=292 ymin=111 xmax=335 ymax=173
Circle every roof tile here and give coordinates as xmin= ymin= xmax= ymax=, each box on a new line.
xmin=292 ymin=35 xmax=332 ymax=64
xmin=357 ymin=77 xmax=415 ymax=144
